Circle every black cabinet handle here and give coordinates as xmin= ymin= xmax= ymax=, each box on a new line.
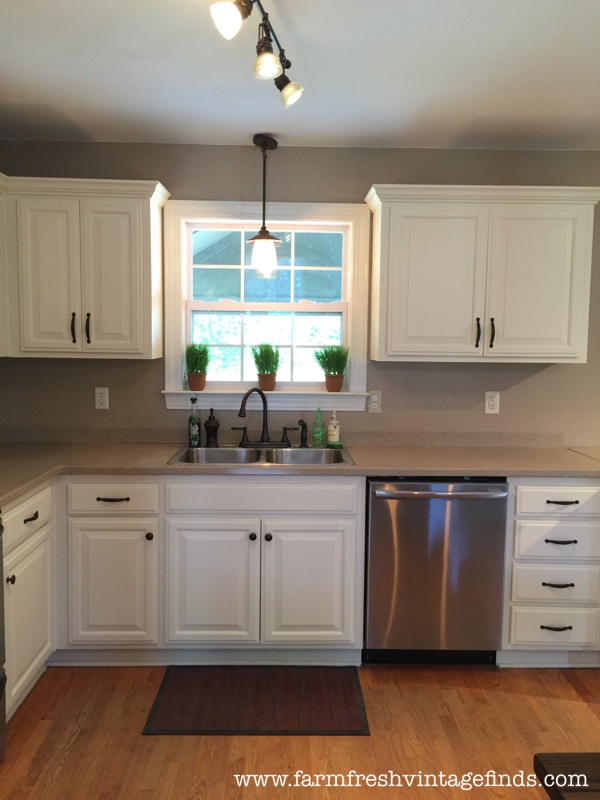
xmin=85 ymin=312 xmax=91 ymax=344
xmin=249 ymin=532 xmax=257 ymax=541
xmin=546 ymin=499 xmax=579 ymax=506
xmin=24 ymin=510 xmax=39 ymax=524
xmin=145 ymin=532 xmax=154 ymax=541
xmin=545 ymin=538 xmax=578 ymax=545
xmin=6 ymin=575 xmax=16 ymax=585
xmin=71 ymin=312 xmax=77 ymax=343
xmin=542 ymin=582 xmax=575 ymax=589
xmin=96 ymin=496 xmax=131 ymax=503
xmin=540 ymin=625 xmax=573 ymax=632
xmin=489 ymin=317 xmax=495 ymax=348
xmin=264 ymin=533 xmax=273 ymax=542
xmin=474 ymin=317 xmax=481 ymax=348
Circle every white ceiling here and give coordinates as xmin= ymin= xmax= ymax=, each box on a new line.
xmin=2 ymin=0 xmax=600 ymax=150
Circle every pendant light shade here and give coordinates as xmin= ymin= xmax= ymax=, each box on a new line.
xmin=249 ymin=133 xmax=280 ymax=278
xmin=210 ymin=0 xmax=252 ymax=40
xmin=254 ymin=49 xmax=283 ymax=79
xmin=274 ymin=74 xmax=305 ymax=108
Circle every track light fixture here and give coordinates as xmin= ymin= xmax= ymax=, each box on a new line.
xmin=210 ymin=0 xmax=305 ymax=106
xmin=247 ymin=133 xmax=280 ymax=278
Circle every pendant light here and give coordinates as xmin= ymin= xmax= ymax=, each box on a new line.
xmin=248 ymin=133 xmax=280 ymax=278
xmin=210 ymin=0 xmax=253 ymax=40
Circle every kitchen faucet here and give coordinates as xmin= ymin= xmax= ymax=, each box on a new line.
xmin=236 ymin=387 xmax=270 ymax=445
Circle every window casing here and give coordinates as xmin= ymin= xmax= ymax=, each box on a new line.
xmin=163 ymin=201 xmax=369 ymax=411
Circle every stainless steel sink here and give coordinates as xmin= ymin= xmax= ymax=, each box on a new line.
xmin=263 ymin=447 xmax=354 ymax=465
xmin=168 ymin=446 xmax=262 ymax=464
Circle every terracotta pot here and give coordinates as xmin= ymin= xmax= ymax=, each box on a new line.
xmin=325 ymin=373 xmax=344 ymax=392
xmin=257 ymin=373 xmax=276 ymax=391
xmin=187 ymin=373 xmax=207 ymax=391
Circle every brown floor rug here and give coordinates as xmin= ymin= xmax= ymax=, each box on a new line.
xmin=143 ymin=665 xmax=369 ymax=736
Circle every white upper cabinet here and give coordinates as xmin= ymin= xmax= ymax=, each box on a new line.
xmin=366 ymin=185 xmax=600 ymax=363
xmin=3 ymin=175 xmax=170 ymax=359
xmin=0 ymin=177 xmax=7 ymax=356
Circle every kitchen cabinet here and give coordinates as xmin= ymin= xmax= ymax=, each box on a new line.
xmin=502 ymin=479 xmax=600 ymax=656
xmin=67 ymin=483 xmax=160 ymax=644
xmin=2 ymin=174 xmax=169 ymax=358
xmin=366 ymin=185 xmax=600 ymax=363
xmin=3 ymin=485 xmax=53 ymax=718
xmin=0 ymin=183 xmax=7 ymax=357
xmin=165 ymin=477 xmax=364 ymax=647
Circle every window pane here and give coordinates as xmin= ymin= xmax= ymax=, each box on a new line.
xmin=295 ymin=232 xmax=342 ymax=267
xmin=293 ymin=314 xmax=342 ymax=346
xmin=210 ymin=345 xmax=242 ymax=380
xmin=244 ymin=232 xmax=292 ymax=267
xmin=192 ymin=230 xmax=241 ymax=265
xmin=244 ymin=313 xmax=292 ymax=345
xmin=294 ymin=269 xmax=342 ymax=302
xmin=244 ymin=269 xmax=291 ymax=302
xmin=193 ymin=267 xmax=241 ymax=301
xmin=192 ymin=311 xmax=241 ymax=346
xmin=293 ymin=347 xmax=325 ymax=381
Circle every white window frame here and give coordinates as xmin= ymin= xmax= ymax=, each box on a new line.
xmin=162 ymin=200 xmax=370 ymax=411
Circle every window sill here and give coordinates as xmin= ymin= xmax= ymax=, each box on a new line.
xmin=163 ymin=390 xmax=368 ymax=412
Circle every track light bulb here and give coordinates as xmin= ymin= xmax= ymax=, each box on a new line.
xmin=274 ymin=74 xmax=305 ymax=108
xmin=210 ymin=1 xmax=251 ymax=40
xmin=254 ymin=48 xmax=282 ymax=80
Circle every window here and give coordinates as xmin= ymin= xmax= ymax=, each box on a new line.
xmin=163 ymin=201 xmax=369 ymax=411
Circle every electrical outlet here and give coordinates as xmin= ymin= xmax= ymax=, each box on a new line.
xmin=485 ymin=391 xmax=500 ymax=415
xmin=368 ymin=390 xmax=382 ymax=414
xmin=95 ymin=387 xmax=109 ymax=410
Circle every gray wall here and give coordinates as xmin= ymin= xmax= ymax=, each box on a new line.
xmin=1 ymin=141 xmax=600 ymax=445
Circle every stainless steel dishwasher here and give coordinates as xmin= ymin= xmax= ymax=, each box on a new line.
xmin=364 ymin=478 xmax=508 ymax=663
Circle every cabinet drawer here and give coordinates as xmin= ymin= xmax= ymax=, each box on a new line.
xmin=516 ymin=486 xmax=600 ymax=516
xmin=165 ymin=481 xmax=359 ymax=514
xmin=3 ymin=487 xmax=52 ymax=552
xmin=515 ymin=521 xmax=600 ymax=560
xmin=510 ymin=607 xmax=599 ymax=647
xmin=68 ymin=484 xmax=159 ymax=514
xmin=512 ymin=564 xmax=600 ymax=603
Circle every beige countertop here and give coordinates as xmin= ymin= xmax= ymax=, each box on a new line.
xmin=2 ymin=440 xmax=600 ymax=509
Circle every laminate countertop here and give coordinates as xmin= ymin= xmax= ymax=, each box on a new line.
xmin=2 ymin=441 xmax=600 ymax=509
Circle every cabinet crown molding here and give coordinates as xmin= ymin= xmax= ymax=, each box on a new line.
xmin=0 ymin=172 xmax=170 ymax=204
xmin=365 ymin=184 xmax=600 ymax=209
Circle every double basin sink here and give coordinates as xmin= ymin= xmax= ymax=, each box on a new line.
xmin=168 ymin=445 xmax=354 ymax=466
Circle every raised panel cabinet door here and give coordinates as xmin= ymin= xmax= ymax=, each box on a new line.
xmin=386 ymin=204 xmax=489 ymax=356
xmin=166 ymin=518 xmax=261 ymax=643
xmin=68 ymin=518 xmax=158 ymax=643
xmin=261 ymin=519 xmax=357 ymax=644
xmin=81 ymin=198 xmax=143 ymax=353
xmin=486 ymin=205 xmax=593 ymax=360
xmin=17 ymin=197 xmax=82 ymax=351
xmin=4 ymin=525 xmax=53 ymax=716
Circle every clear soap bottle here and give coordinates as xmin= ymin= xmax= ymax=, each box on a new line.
xmin=327 ymin=410 xmax=342 ymax=448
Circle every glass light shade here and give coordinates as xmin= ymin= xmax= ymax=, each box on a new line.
xmin=250 ymin=237 xmax=279 ymax=277
xmin=210 ymin=1 xmax=243 ymax=40
xmin=280 ymin=79 xmax=305 ymax=108
xmin=254 ymin=50 xmax=283 ymax=80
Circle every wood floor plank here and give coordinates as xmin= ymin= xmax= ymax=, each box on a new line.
xmin=1 ymin=665 xmax=600 ymax=799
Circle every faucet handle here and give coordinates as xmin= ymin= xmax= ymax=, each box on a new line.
xmin=281 ymin=426 xmax=299 ymax=446
xmin=231 ymin=426 xmax=249 ymax=446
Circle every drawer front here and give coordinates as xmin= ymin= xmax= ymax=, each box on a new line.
xmin=512 ymin=564 xmax=600 ymax=603
xmin=3 ymin=487 xmax=52 ymax=552
xmin=515 ymin=521 xmax=600 ymax=560
xmin=165 ymin=481 xmax=359 ymax=514
xmin=510 ymin=607 xmax=599 ymax=647
xmin=516 ymin=486 xmax=600 ymax=516
xmin=68 ymin=484 xmax=160 ymax=515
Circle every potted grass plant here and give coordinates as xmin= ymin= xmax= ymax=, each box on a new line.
xmin=185 ymin=343 xmax=210 ymax=391
xmin=314 ymin=345 xmax=349 ymax=392
xmin=252 ymin=343 xmax=280 ymax=391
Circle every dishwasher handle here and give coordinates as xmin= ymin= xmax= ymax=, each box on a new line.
xmin=374 ymin=488 xmax=508 ymax=500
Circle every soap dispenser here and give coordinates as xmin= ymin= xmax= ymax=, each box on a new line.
xmin=204 ymin=408 xmax=220 ymax=447
xmin=188 ymin=396 xmax=201 ymax=448
xmin=326 ymin=410 xmax=342 ymax=448
xmin=311 ymin=407 xmax=325 ymax=447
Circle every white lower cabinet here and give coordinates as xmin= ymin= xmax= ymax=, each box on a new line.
xmin=4 ymin=525 xmax=53 ymax=717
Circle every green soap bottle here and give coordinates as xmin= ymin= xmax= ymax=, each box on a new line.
xmin=312 ymin=407 xmax=325 ymax=447
xmin=188 ymin=396 xmax=201 ymax=448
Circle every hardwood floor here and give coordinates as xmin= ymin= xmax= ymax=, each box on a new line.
xmin=1 ymin=665 xmax=599 ymax=799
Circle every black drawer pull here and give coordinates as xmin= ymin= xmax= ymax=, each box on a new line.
xmin=249 ymin=532 xmax=257 ymax=541
xmin=264 ymin=533 xmax=273 ymax=542
xmin=546 ymin=499 xmax=579 ymax=506
xmin=545 ymin=538 xmax=578 ymax=545
xmin=542 ymin=582 xmax=575 ymax=589
xmin=489 ymin=317 xmax=495 ymax=348
xmin=6 ymin=575 xmax=16 ymax=585
xmin=96 ymin=496 xmax=131 ymax=503
xmin=85 ymin=312 xmax=91 ymax=344
xmin=540 ymin=625 xmax=573 ymax=632
xmin=475 ymin=317 xmax=481 ymax=348
xmin=24 ymin=510 xmax=39 ymax=524
xmin=71 ymin=312 xmax=77 ymax=343
xmin=145 ymin=532 xmax=154 ymax=541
